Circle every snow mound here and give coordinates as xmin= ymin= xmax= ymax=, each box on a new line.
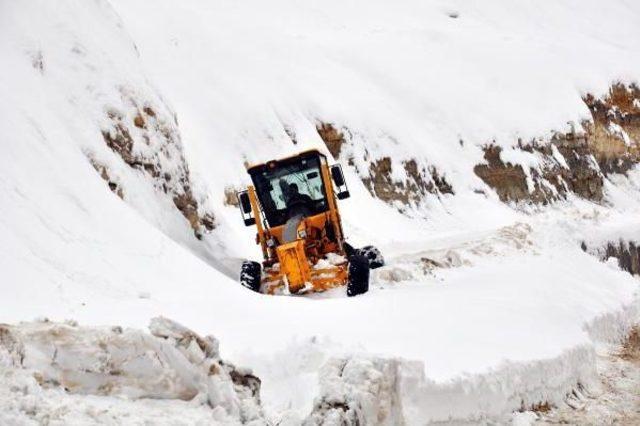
xmin=0 ymin=318 xmax=264 ymax=425
xmin=305 ymin=357 xmax=403 ymax=425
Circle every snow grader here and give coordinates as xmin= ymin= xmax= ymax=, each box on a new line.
xmin=236 ymin=149 xmax=383 ymax=296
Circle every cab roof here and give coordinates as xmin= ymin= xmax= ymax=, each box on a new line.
xmin=246 ymin=149 xmax=326 ymax=174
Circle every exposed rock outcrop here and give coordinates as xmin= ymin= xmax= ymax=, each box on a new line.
xmin=583 ymin=83 xmax=640 ymax=175
xmin=474 ymin=140 xmax=603 ymax=204
xmin=317 ymin=122 xmax=346 ymax=159
xmin=582 ymin=240 xmax=640 ymax=276
xmin=97 ymin=89 xmax=215 ymax=237
xmin=361 ymin=158 xmax=453 ymax=207
xmin=316 ymin=122 xmax=453 ymax=210
xmin=476 ymin=83 xmax=640 ymax=204
xmin=473 ymin=144 xmax=551 ymax=204
xmin=318 ymin=83 xmax=640 ymax=210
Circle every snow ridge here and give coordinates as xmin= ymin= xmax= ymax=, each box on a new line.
xmin=0 ymin=318 xmax=264 ymax=425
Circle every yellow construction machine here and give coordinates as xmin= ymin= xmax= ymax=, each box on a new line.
xmin=237 ymin=149 xmax=383 ymax=296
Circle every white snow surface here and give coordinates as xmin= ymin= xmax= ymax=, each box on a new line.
xmin=1 ymin=0 xmax=640 ymax=423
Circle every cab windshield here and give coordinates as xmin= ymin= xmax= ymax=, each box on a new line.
xmin=251 ymin=156 xmax=328 ymax=227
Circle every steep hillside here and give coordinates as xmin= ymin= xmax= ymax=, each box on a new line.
xmin=2 ymin=0 xmax=640 ymax=423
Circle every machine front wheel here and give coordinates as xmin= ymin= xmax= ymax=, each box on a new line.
xmin=347 ymin=255 xmax=370 ymax=297
xmin=357 ymin=245 xmax=385 ymax=269
xmin=240 ymin=261 xmax=262 ymax=293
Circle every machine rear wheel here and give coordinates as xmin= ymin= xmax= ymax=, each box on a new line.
xmin=357 ymin=245 xmax=385 ymax=269
xmin=347 ymin=255 xmax=370 ymax=297
xmin=240 ymin=261 xmax=262 ymax=292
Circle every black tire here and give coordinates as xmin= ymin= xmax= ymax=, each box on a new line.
xmin=356 ymin=245 xmax=385 ymax=269
xmin=347 ymin=255 xmax=370 ymax=297
xmin=343 ymin=242 xmax=356 ymax=257
xmin=240 ymin=261 xmax=262 ymax=293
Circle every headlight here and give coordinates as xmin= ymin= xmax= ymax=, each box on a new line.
xmin=298 ymin=229 xmax=307 ymax=239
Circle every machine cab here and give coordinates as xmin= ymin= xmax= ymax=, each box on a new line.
xmin=239 ymin=150 xmax=348 ymax=224
xmin=250 ymin=151 xmax=330 ymax=227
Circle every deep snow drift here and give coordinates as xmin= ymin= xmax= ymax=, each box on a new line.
xmin=1 ymin=0 xmax=640 ymax=423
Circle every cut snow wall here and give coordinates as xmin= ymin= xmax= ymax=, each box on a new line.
xmin=306 ymin=299 xmax=640 ymax=425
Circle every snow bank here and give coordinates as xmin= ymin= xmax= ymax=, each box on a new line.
xmin=2 ymin=308 xmax=638 ymax=425
xmin=0 ymin=318 xmax=264 ymax=424
xmin=305 ymin=303 xmax=639 ymax=425
xmin=0 ymin=367 xmax=243 ymax=426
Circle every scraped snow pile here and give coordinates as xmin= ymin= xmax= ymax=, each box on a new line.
xmin=2 ymin=0 xmax=640 ymax=424
xmin=0 ymin=318 xmax=263 ymax=425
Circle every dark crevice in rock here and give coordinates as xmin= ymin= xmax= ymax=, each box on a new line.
xmin=603 ymin=241 xmax=640 ymax=275
xmin=428 ymin=165 xmax=455 ymax=195
xmin=88 ymin=157 xmax=124 ymax=199
xmin=582 ymin=240 xmax=640 ymax=276
xmin=552 ymin=137 xmax=604 ymax=201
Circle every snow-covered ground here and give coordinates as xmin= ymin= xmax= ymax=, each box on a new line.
xmin=1 ymin=0 xmax=640 ymax=423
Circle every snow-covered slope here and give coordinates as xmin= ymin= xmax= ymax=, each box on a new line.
xmin=1 ymin=0 xmax=640 ymax=423
xmin=110 ymin=0 xmax=640 ymax=221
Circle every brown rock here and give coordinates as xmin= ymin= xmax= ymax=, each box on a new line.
xmin=361 ymin=157 xmax=454 ymax=207
xmin=223 ymin=186 xmax=239 ymax=207
xmin=98 ymin=93 xmax=216 ymax=235
xmin=317 ymin=122 xmax=345 ymax=159
xmin=620 ymin=326 xmax=640 ymax=362
xmin=133 ymin=114 xmax=145 ymax=129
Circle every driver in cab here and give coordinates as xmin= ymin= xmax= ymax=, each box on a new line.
xmin=286 ymin=183 xmax=314 ymax=217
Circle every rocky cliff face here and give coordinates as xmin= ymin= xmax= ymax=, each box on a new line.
xmin=474 ymin=139 xmax=603 ymax=204
xmin=583 ymin=84 xmax=640 ymax=175
xmin=475 ymin=84 xmax=640 ymax=205
xmin=318 ymin=84 xmax=640 ymax=210
xmin=317 ymin=123 xmax=453 ymax=211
